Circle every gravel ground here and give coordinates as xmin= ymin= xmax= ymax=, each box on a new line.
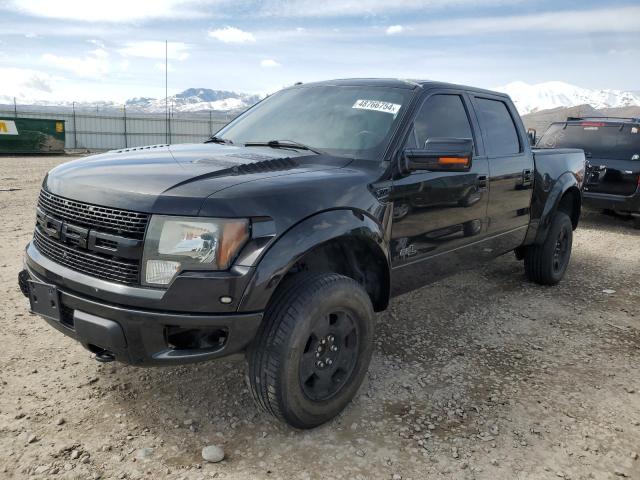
xmin=1 ymin=155 xmax=639 ymax=480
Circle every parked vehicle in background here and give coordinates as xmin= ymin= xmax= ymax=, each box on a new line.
xmin=537 ymin=117 xmax=640 ymax=229
xmin=19 ymin=79 xmax=585 ymax=429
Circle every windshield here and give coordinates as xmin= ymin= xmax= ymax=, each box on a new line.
xmin=215 ymin=85 xmax=414 ymax=160
xmin=537 ymin=122 xmax=640 ymax=161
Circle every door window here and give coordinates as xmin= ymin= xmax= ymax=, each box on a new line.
xmin=475 ymin=98 xmax=521 ymax=156
xmin=412 ymin=94 xmax=474 ymax=148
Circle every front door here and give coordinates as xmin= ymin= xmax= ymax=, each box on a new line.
xmin=389 ymin=92 xmax=490 ymax=295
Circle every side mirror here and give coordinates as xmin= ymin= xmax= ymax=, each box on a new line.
xmin=402 ymin=137 xmax=473 ymax=173
xmin=527 ymin=128 xmax=537 ymax=146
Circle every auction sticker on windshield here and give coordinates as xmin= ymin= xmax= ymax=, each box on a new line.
xmin=353 ymin=99 xmax=401 ymax=115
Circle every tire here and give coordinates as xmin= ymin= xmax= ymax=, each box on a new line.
xmin=247 ymin=273 xmax=375 ymax=429
xmin=524 ymin=211 xmax=573 ymax=286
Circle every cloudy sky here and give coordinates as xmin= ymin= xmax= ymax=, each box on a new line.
xmin=1 ymin=0 xmax=638 ymax=104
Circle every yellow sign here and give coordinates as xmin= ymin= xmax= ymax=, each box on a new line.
xmin=0 ymin=120 xmax=19 ymax=135
xmin=55 ymin=121 xmax=64 ymax=133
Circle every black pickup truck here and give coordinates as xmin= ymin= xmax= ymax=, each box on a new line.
xmin=537 ymin=116 xmax=640 ymax=228
xmin=19 ymin=79 xmax=585 ymax=429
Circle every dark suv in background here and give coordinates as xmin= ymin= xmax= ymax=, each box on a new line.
xmin=537 ymin=117 xmax=640 ymax=229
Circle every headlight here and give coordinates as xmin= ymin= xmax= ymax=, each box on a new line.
xmin=142 ymin=216 xmax=250 ymax=286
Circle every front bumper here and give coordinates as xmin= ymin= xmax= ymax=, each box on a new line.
xmin=583 ymin=190 xmax=640 ymax=214
xmin=21 ymin=242 xmax=263 ymax=366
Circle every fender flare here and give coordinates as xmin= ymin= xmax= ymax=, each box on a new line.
xmin=237 ymin=209 xmax=390 ymax=312
xmin=529 ymin=171 xmax=582 ymax=245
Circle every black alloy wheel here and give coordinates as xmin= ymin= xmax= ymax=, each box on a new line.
xmin=299 ymin=310 xmax=360 ymax=402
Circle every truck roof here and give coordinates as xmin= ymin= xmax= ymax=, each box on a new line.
xmin=290 ymin=78 xmax=510 ymax=98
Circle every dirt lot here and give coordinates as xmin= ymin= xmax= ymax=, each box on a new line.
xmin=1 ymin=155 xmax=639 ymax=480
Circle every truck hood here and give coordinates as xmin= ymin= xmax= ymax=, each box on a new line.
xmin=44 ymin=143 xmax=351 ymax=215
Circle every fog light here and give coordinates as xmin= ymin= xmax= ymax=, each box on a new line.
xmin=145 ymin=260 xmax=180 ymax=285
xmin=166 ymin=326 xmax=228 ymax=350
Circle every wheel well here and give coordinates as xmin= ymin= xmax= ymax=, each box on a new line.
xmin=557 ymin=187 xmax=581 ymax=230
xmin=282 ymin=236 xmax=390 ymax=312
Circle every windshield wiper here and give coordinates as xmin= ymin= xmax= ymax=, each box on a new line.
xmin=205 ymin=135 xmax=233 ymax=145
xmin=244 ymin=140 xmax=323 ymax=155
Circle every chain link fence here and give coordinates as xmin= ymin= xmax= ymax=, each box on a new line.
xmin=0 ymin=104 xmax=235 ymax=151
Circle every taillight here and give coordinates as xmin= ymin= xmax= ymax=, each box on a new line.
xmin=580 ymin=121 xmax=605 ymax=127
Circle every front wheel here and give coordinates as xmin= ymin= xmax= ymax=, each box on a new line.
xmin=247 ymin=273 xmax=375 ymax=429
xmin=524 ymin=211 xmax=573 ymax=285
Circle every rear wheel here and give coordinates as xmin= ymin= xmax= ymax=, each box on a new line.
xmin=524 ymin=212 xmax=573 ymax=285
xmin=247 ymin=273 xmax=375 ymax=429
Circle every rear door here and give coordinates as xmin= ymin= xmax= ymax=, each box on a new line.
xmin=470 ymin=95 xmax=534 ymax=246
xmin=538 ymin=121 xmax=640 ymax=196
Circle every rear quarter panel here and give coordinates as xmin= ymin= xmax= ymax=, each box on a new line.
xmin=524 ymin=148 xmax=585 ymax=245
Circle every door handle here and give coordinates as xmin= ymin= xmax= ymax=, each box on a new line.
xmin=522 ymin=169 xmax=533 ymax=186
xmin=477 ymin=175 xmax=488 ymax=191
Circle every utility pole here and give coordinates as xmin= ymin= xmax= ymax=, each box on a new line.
xmin=165 ymin=39 xmax=168 ymax=144
xmin=168 ymin=105 xmax=172 ymax=144
xmin=72 ymin=101 xmax=78 ymax=149
xmin=13 ymin=97 xmax=17 ymax=118
xmin=123 ymin=104 xmax=128 ymax=148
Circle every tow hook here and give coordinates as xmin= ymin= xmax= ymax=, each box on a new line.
xmin=18 ymin=270 xmax=30 ymax=297
xmin=92 ymin=348 xmax=116 ymax=363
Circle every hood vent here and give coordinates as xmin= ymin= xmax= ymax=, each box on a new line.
xmin=232 ymin=157 xmax=299 ymax=175
xmin=113 ymin=144 xmax=170 ymax=154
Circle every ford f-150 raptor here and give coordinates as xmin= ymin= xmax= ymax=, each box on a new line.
xmin=19 ymin=79 xmax=585 ymax=429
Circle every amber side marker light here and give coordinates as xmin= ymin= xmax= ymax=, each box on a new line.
xmin=438 ymin=156 xmax=471 ymax=167
xmin=218 ymin=220 xmax=250 ymax=269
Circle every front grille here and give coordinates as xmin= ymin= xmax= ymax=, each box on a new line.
xmin=38 ymin=189 xmax=149 ymax=239
xmin=34 ymin=228 xmax=140 ymax=284
xmin=33 ymin=189 xmax=148 ymax=285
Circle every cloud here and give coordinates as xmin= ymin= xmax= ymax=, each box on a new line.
xmin=23 ymin=75 xmax=53 ymax=93
xmin=400 ymin=6 xmax=640 ymax=36
xmin=385 ymin=25 xmax=404 ymax=35
xmin=208 ymin=26 xmax=256 ymax=44
xmin=256 ymin=0 xmax=524 ymax=17
xmin=0 ymin=0 xmax=214 ymax=22
xmin=88 ymin=39 xmax=106 ymax=49
xmin=41 ymin=49 xmax=110 ymax=78
xmin=0 ymin=67 xmax=60 ymax=102
xmin=154 ymin=62 xmax=176 ymax=72
xmin=2 ymin=0 xmax=526 ymax=21
xmin=118 ymin=41 xmax=190 ymax=61
xmin=260 ymin=59 xmax=281 ymax=68
xmin=91 ymin=48 xmax=109 ymax=58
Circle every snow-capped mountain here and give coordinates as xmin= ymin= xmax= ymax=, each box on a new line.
xmin=126 ymin=88 xmax=262 ymax=113
xmin=496 ymin=81 xmax=640 ymax=115
xmin=0 ymin=88 xmax=262 ymax=113
xmin=4 ymin=82 xmax=639 ymax=116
